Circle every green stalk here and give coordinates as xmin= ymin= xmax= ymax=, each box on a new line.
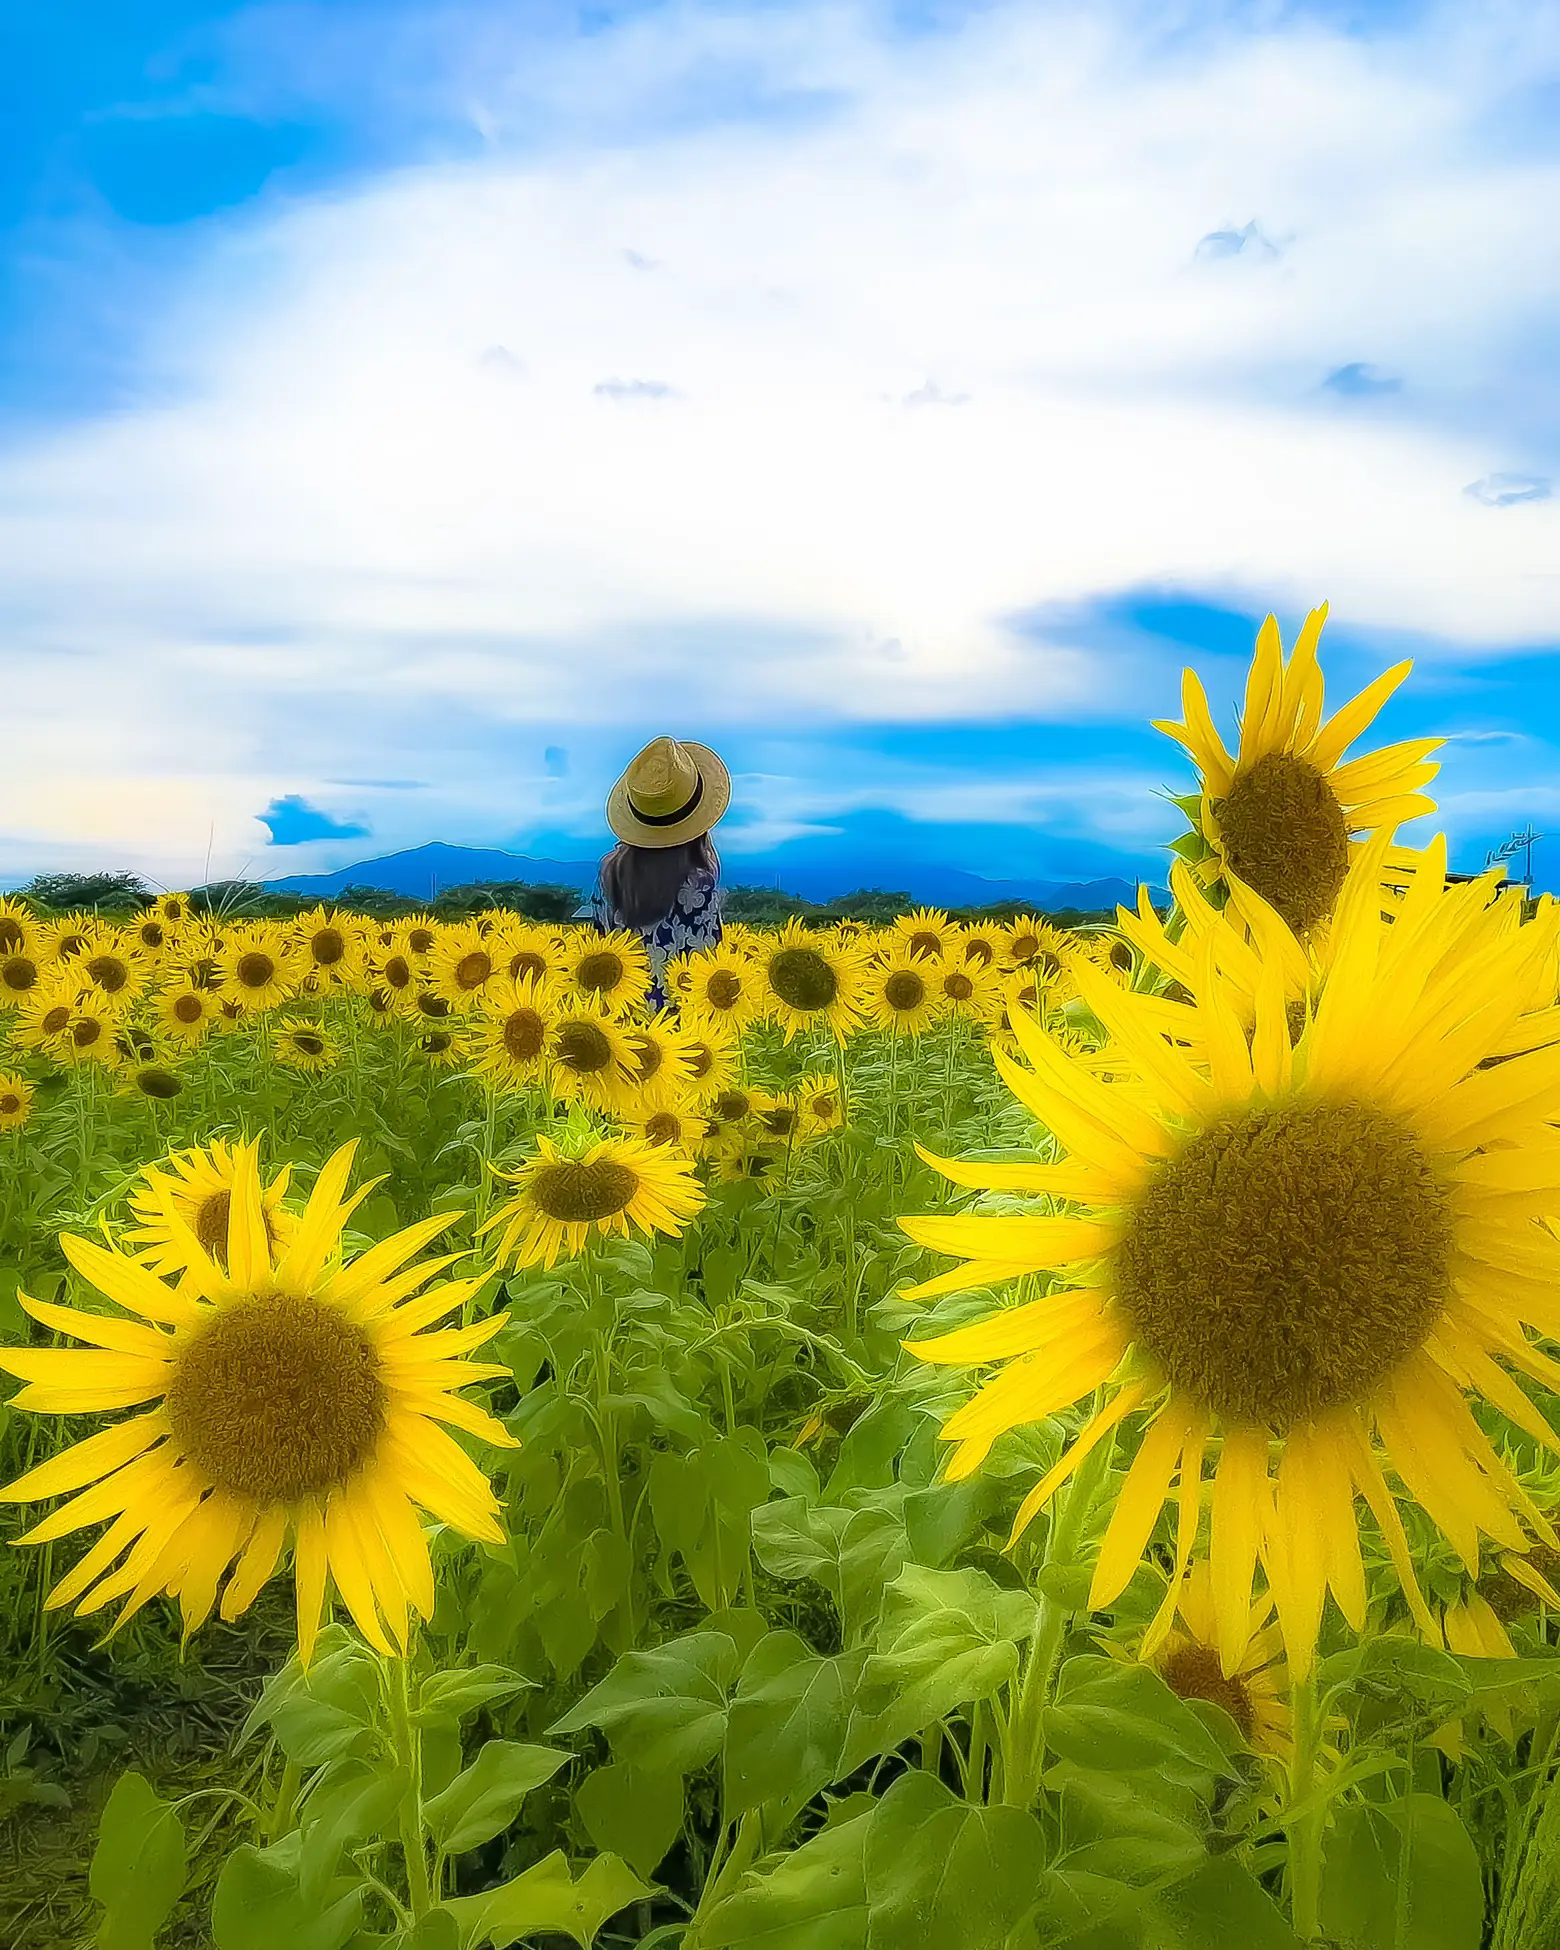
xmin=385 ymin=1646 xmax=434 ymax=1920
xmin=997 ymin=1405 xmax=1119 ymax=1809
xmin=1285 ymin=1667 xmax=1326 ymax=1941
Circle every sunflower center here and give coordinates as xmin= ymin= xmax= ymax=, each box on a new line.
xmin=173 ymin=994 xmax=204 ymax=1024
xmin=236 ymin=953 xmax=275 ymax=989
xmin=1482 ymin=1544 xmax=1560 ymax=1623
xmin=291 ymin=1032 xmax=326 ymax=1056
xmin=883 ymin=970 xmax=925 ymax=1012
xmin=810 ymin=1092 xmax=838 ymax=1119
xmin=576 ymin=951 xmax=625 ymax=994
xmin=706 ymin=970 xmax=742 ymax=1010
xmin=1109 ymin=942 xmax=1132 ymax=972
xmin=908 ymin=931 xmax=941 ymax=957
xmin=2 ymin=955 xmax=36 ymax=991
xmin=508 ymin=951 xmax=549 ymax=983
xmin=770 ymin=948 xmax=837 ymax=1012
xmin=964 ymin=940 xmax=994 ymax=966
xmin=687 ymin=1042 xmax=715 ymax=1078
xmin=1011 ymin=933 xmax=1039 ymax=960
xmin=644 ymin=1111 xmax=682 ymax=1146
xmin=164 ymin=1293 xmax=385 ymax=1503
xmin=384 ymin=956 xmax=412 ymax=990
xmin=71 ymin=1019 xmax=103 ymax=1048
xmin=1114 ymin=1096 xmax=1452 ymax=1432
xmin=555 ymin=1020 xmax=612 ymax=1074
xmin=944 ymin=972 xmax=975 ymax=1002
xmin=454 ymin=951 xmax=492 ymax=990
xmin=0 ymin=1093 xmax=21 ymax=1114
xmin=422 ymin=1031 xmax=453 ymax=1054
xmin=531 ymin=1159 xmax=640 ymax=1222
xmin=627 ymin=1035 xmax=663 ymax=1081
xmin=1160 ymin=1644 xmax=1256 ymax=1740
xmin=1212 ymin=751 xmax=1351 ymax=934
xmin=42 ymin=1005 xmax=71 ymax=1034
xmin=761 ymin=1105 xmax=799 ymax=1138
xmin=139 ymin=923 xmax=164 ymax=947
xmin=86 ymin=954 xmax=130 ymax=993
xmin=312 ymin=928 xmax=346 ymax=965
xmin=503 ymin=1009 xmax=546 ymax=1060
xmin=0 ymin=920 xmax=24 ymax=951
xmin=416 ymin=992 xmax=450 ymax=1019
xmin=137 ymin=1068 xmax=183 ymax=1099
xmin=713 ymin=1088 xmax=751 ymax=1122
xmin=408 ymin=927 xmax=436 ymax=954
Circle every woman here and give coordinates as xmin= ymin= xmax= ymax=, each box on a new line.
xmin=589 ymin=736 xmax=730 ymax=1011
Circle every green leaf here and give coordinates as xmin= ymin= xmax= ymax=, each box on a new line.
xmin=576 ymin=1761 xmax=686 ymax=1880
xmin=447 ymin=1849 xmax=655 ymax=1949
xmin=723 ymin=1632 xmax=866 ymax=1823
xmin=701 ymin=1801 xmax=873 ymax=1949
xmin=424 ymin=1741 xmax=570 ymax=1856
xmin=298 ymin=1762 xmax=411 ymax=1906
xmin=861 ymin=1769 xmax=1047 ymax=1950
xmin=244 ymin=1634 xmax=384 ymax=1767
xmin=549 ymin=1631 xmax=742 ymax=1775
xmin=1053 ymin=1768 xmax=1206 ymax=1884
xmin=385 ymin=1909 xmax=461 ymax=1950
xmin=89 ymin=1770 xmax=189 ymax=1950
xmin=413 ymin=1664 xmax=533 ymax=1730
xmin=1045 ymin=1657 xmax=1234 ymax=1779
xmin=211 ymin=1839 xmax=365 ymax=1950
xmin=1321 ymin=1794 xmax=1485 ymax=1950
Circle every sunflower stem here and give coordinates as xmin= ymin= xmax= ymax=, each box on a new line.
xmin=1285 ymin=1666 xmax=1326 ymax=1940
xmin=386 ymin=1645 xmax=434 ymax=1919
xmin=997 ymin=1404 xmax=1119 ymax=1810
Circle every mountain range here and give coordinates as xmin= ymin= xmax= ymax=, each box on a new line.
xmin=262 ymin=841 xmax=1167 ymax=912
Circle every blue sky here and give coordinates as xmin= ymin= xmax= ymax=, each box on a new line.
xmin=0 ymin=0 xmax=1556 ymax=897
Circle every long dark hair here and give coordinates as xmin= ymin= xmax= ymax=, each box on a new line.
xmin=600 ymin=835 xmax=720 ymax=930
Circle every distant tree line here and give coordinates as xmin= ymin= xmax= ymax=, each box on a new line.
xmin=9 ymin=871 xmax=1150 ymax=928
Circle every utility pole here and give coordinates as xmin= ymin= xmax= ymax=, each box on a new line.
xmin=1485 ymin=825 xmax=1545 ymax=886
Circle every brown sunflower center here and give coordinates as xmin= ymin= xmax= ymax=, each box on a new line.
xmin=421 ymin=1032 xmax=453 ymax=1055
xmin=2 ymin=955 xmax=36 ymax=991
xmin=86 ymin=953 xmax=130 ymax=993
xmin=713 ymin=1088 xmax=751 ymax=1122
xmin=1482 ymin=1543 xmax=1560 ymax=1623
xmin=0 ymin=1093 xmax=22 ymax=1114
xmin=71 ymin=1018 xmax=103 ymax=1048
xmin=290 ymin=1032 xmax=326 ymax=1056
xmin=408 ymin=927 xmax=436 ymax=954
xmin=42 ymin=1004 xmax=71 ymax=1034
xmin=503 ymin=1009 xmax=546 ymax=1060
xmin=576 ymin=951 xmax=625 ymax=994
xmin=907 ymin=930 xmax=941 ymax=957
xmin=1114 ymin=1096 xmax=1452 ymax=1432
xmin=644 ymin=1111 xmax=683 ymax=1146
xmin=555 ymin=1020 xmax=613 ymax=1074
xmin=687 ymin=1042 xmax=715 ymax=1078
xmin=1160 ymin=1644 xmax=1256 ymax=1740
xmin=769 ymin=948 xmax=837 ymax=1012
xmin=312 ymin=927 xmax=346 ymax=966
xmin=0 ymin=920 xmax=24 ymax=952
xmin=531 ymin=1158 xmax=640 ymax=1222
xmin=1010 ymin=933 xmax=1039 ymax=960
xmin=383 ymin=956 xmax=413 ymax=990
xmin=415 ymin=992 xmax=450 ymax=1019
xmin=760 ymin=1104 xmax=799 ymax=1138
xmin=139 ymin=922 xmax=164 ymax=947
xmin=1109 ymin=941 xmax=1133 ymax=972
xmin=1211 ymin=751 xmax=1351 ymax=935
xmin=706 ymin=969 xmax=743 ymax=1010
xmin=810 ymin=1092 xmax=838 ymax=1119
xmin=235 ymin=953 xmax=275 ymax=989
xmin=964 ymin=940 xmax=994 ymax=966
xmin=173 ymin=994 xmax=205 ymax=1024
xmin=944 ymin=971 xmax=975 ymax=1001
xmin=136 ymin=1068 xmax=183 ymax=1098
xmin=454 ymin=951 xmax=492 ymax=991
xmin=508 ymin=950 xmax=549 ymax=983
xmin=626 ymin=1034 xmax=663 ymax=1081
xmin=884 ymin=970 xmax=926 ymax=1012
xmin=164 ymin=1293 xmax=386 ymax=1503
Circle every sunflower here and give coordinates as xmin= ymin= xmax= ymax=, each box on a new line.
xmin=487 ymin=919 xmax=566 ymax=992
xmin=618 ymin=1019 xmax=697 ymax=1109
xmin=956 ymin=921 xmax=1005 ymax=971
xmin=795 ymin=1072 xmax=847 ymax=1138
xmin=623 ymin=1103 xmax=705 ymax=1154
xmin=703 ymin=1083 xmax=759 ymax=1142
xmin=73 ymin=929 xmax=151 ymax=1016
xmin=0 ymin=1072 xmax=35 ymax=1131
xmin=1000 ymin=916 xmax=1075 ymax=980
xmin=892 ymin=907 xmax=955 ymax=961
xmin=124 ymin=909 xmax=175 ymax=959
xmin=0 ymin=895 xmax=37 ymax=957
xmin=561 ymin=929 xmax=652 ymax=1019
xmin=900 ymin=827 xmax=1560 ymax=1682
xmin=1074 ymin=930 xmax=1137 ymax=988
xmin=415 ymin=1029 xmax=466 ymax=1069
xmin=215 ymin=926 xmax=302 ymax=1016
xmin=464 ymin=974 xmax=556 ymax=1092
xmin=720 ymin=922 xmax=765 ymax=959
xmin=1152 ymin=601 xmax=1442 ymax=936
xmin=365 ymin=945 xmax=421 ymax=1016
xmin=859 ymin=954 xmax=945 ymax=1038
xmin=0 ymin=1140 xmax=516 ymax=1663
xmin=382 ymin=911 xmax=441 ymax=961
xmin=33 ymin=913 xmax=95 ymax=966
xmin=58 ymin=999 xmax=123 ymax=1070
xmin=272 ymin=1020 xmax=340 ymax=1074
xmin=291 ymin=907 xmax=368 ymax=993
xmin=677 ymin=1017 xmax=741 ymax=1106
xmin=669 ymin=944 xmax=767 ymax=1033
xmin=479 ymin=1133 xmax=704 ymax=1270
xmin=750 ymin=1088 xmax=804 ymax=1145
xmin=709 ymin=1137 xmax=784 ymax=1185
xmin=752 ymin=919 xmax=868 ymax=1043
xmin=149 ymin=892 xmax=193 ymax=929
xmin=0 ymin=942 xmax=43 ymax=1009
xmin=984 ymin=971 xmax=1073 ymax=1061
xmin=11 ymin=970 xmax=81 ymax=1061
xmin=423 ymin=922 xmax=500 ymax=1015
xmin=158 ymin=982 xmax=221 ymax=1046
xmin=1123 ymin=1561 xmax=1293 ymax=1762
xmin=125 ymin=1137 xmax=300 ymax=1278
xmin=121 ymin=1065 xmax=185 ymax=1103
xmin=934 ymin=958 xmax=1003 ymax=1024
xmin=544 ymin=1000 xmax=640 ymax=1115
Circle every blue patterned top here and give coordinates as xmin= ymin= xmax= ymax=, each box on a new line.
xmin=588 ymin=867 xmax=724 ymax=1012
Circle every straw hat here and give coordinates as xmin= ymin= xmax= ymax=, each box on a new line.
xmin=606 ymin=737 xmax=731 ymax=848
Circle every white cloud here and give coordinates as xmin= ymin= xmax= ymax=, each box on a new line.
xmin=2 ymin=0 xmax=1558 ymax=878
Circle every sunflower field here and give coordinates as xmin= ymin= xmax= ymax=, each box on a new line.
xmin=5 ymin=601 xmax=1560 ymax=1950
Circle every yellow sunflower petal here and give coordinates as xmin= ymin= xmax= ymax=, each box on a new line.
xmin=1090 ymin=1398 xmax=1197 ymax=1609
xmin=1005 ymin=1380 xmax=1152 ymax=1549
xmin=1307 ymin=660 xmax=1413 ymax=774
xmin=1210 ymin=1428 xmax=1269 ymax=1676
xmin=0 ymin=1411 xmax=167 ymax=1504
xmin=219 ymin=1506 xmax=290 ymax=1622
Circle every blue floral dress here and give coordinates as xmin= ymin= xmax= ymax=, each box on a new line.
xmin=587 ymin=867 xmax=723 ymax=1012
